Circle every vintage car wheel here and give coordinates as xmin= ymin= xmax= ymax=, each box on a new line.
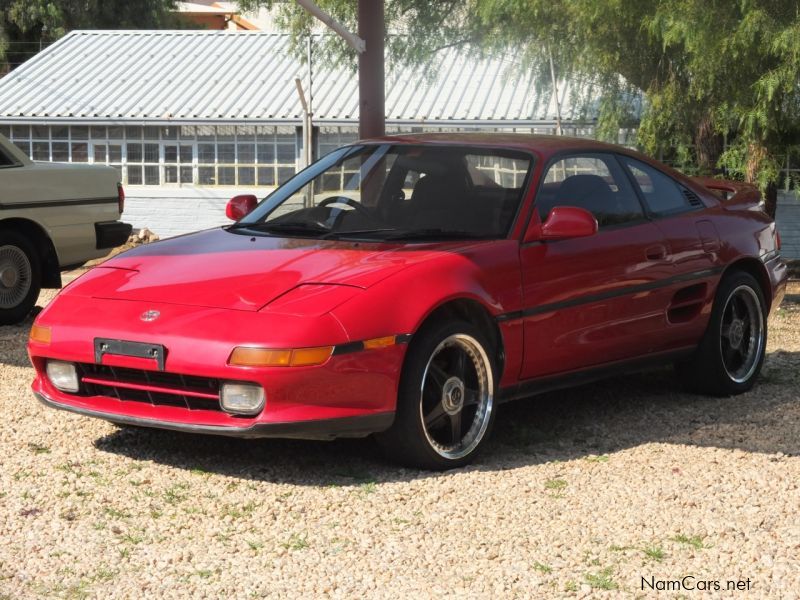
xmin=676 ymin=271 xmax=766 ymax=396
xmin=0 ymin=231 xmax=41 ymax=325
xmin=377 ymin=320 xmax=497 ymax=470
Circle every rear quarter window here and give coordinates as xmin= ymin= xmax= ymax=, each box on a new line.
xmin=621 ymin=156 xmax=692 ymax=216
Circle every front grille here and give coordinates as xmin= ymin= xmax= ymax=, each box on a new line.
xmin=76 ymin=363 xmax=222 ymax=412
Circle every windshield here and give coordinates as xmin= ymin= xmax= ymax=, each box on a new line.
xmin=232 ymin=144 xmax=533 ymax=241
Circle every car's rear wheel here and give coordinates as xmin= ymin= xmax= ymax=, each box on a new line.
xmin=676 ymin=271 xmax=767 ymax=395
xmin=377 ymin=320 xmax=496 ymax=470
xmin=0 ymin=231 xmax=41 ymax=325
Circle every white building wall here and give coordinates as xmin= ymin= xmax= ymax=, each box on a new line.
xmin=125 ymin=186 xmax=275 ymax=238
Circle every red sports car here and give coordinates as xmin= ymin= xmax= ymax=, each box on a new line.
xmin=28 ymin=134 xmax=787 ymax=469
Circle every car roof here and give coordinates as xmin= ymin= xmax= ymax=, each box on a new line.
xmin=360 ymin=132 xmax=630 ymax=160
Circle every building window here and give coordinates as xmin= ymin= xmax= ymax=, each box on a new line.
xmin=318 ymin=126 xmax=358 ymax=158
xmin=0 ymin=123 xmax=299 ymax=187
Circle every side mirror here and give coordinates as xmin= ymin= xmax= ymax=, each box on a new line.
xmin=528 ymin=206 xmax=598 ymax=242
xmin=226 ymin=194 xmax=258 ymax=221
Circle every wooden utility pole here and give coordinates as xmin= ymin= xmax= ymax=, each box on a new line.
xmin=358 ymin=0 xmax=385 ymax=138
xmin=295 ymin=0 xmax=385 ymax=140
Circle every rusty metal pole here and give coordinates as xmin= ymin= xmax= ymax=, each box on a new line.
xmin=358 ymin=0 xmax=385 ymax=139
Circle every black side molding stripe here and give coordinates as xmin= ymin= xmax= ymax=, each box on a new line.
xmin=332 ymin=342 xmax=365 ymax=356
xmin=0 ymin=196 xmax=119 ymax=210
xmin=332 ymin=334 xmax=412 ymax=356
xmin=496 ymin=266 xmax=725 ymax=323
xmin=496 ymin=310 xmax=524 ymax=323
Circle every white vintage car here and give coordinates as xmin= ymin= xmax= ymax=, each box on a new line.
xmin=0 ymin=133 xmax=130 ymax=324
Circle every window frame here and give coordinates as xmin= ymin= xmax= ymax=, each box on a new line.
xmin=381 ymin=144 xmax=537 ymax=238
xmin=616 ymin=153 xmax=701 ymax=219
xmin=240 ymin=143 xmax=537 ymax=240
xmin=1 ymin=124 xmax=299 ymax=187
xmin=533 ymin=151 xmax=650 ymax=233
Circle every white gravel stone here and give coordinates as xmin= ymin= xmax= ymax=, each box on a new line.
xmin=1 ymin=285 xmax=799 ymax=598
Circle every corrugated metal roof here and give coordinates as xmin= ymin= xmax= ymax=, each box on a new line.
xmin=0 ymin=30 xmax=593 ymax=125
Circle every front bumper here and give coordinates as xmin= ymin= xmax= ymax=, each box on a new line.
xmin=29 ymin=294 xmax=408 ymax=439
xmin=35 ymin=391 xmax=394 ymax=440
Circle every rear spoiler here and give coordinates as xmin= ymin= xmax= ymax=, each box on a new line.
xmin=691 ymin=177 xmax=765 ymax=211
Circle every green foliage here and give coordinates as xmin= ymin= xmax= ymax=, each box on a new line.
xmin=1 ymin=0 xmax=180 ymax=71
xmin=670 ymin=533 xmax=706 ymax=550
xmin=237 ymin=0 xmax=477 ymax=70
xmin=252 ymin=0 xmax=798 ymax=204
xmin=3 ymin=0 xmax=179 ymax=35
xmin=584 ymin=567 xmax=617 ymax=590
xmin=472 ymin=0 xmax=800 ymax=204
xmin=718 ymin=139 xmax=781 ymax=189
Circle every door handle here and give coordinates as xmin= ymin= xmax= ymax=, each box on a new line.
xmin=645 ymin=244 xmax=668 ymax=261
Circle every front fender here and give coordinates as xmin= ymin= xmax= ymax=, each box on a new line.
xmin=330 ymin=240 xmax=523 ymax=386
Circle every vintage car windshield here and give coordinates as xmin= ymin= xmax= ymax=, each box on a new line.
xmin=232 ymin=144 xmax=533 ymax=241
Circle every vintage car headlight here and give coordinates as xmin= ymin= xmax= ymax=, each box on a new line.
xmin=220 ymin=383 xmax=265 ymax=415
xmin=46 ymin=360 xmax=79 ymax=393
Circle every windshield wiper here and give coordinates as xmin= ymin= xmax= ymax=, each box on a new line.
xmin=321 ymin=228 xmax=398 ymax=239
xmin=229 ymin=221 xmax=331 ymax=235
xmin=382 ymin=228 xmax=492 ymax=241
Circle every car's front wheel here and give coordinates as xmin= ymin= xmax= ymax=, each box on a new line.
xmin=676 ymin=271 xmax=767 ymax=395
xmin=377 ymin=320 xmax=497 ymax=470
xmin=0 ymin=231 xmax=41 ymax=325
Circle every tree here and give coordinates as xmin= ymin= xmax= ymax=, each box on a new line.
xmin=237 ymin=0 xmax=475 ymax=69
xmin=1 ymin=0 xmax=180 ymax=73
xmin=248 ymin=0 xmax=799 ymax=216
xmin=471 ymin=0 xmax=800 ymax=213
xmin=634 ymin=0 xmax=800 ymax=215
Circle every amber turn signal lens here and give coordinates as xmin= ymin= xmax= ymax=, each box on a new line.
xmin=228 ymin=346 xmax=333 ymax=367
xmin=29 ymin=325 xmax=52 ymax=345
xmin=289 ymin=346 xmax=334 ymax=366
xmin=362 ymin=335 xmax=397 ymax=350
xmin=229 ymin=348 xmax=291 ymax=367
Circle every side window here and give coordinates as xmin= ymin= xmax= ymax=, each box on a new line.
xmin=538 ymin=154 xmax=644 ymax=228
xmin=621 ymin=157 xmax=692 ymax=216
xmin=0 ymin=147 xmax=15 ymax=167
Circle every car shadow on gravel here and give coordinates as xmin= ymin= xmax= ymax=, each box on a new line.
xmin=93 ymin=349 xmax=800 ymax=486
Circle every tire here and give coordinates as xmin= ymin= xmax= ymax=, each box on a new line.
xmin=0 ymin=230 xmax=42 ymax=325
xmin=675 ymin=271 xmax=767 ymax=396
xmin=376 ymin=319 xmax=497 ymax=470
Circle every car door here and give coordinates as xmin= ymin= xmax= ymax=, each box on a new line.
xmin=518 ymin=153 xmax=676 ymax=380
xmin=617 ymin=155 xmax=721 ymax=350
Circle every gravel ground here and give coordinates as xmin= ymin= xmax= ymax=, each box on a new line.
xmin=2 ymin=284 xmax=800 ymax=599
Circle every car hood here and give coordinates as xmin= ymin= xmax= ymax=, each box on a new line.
xmin=69 ymin=227 xmax=458 ymax=312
